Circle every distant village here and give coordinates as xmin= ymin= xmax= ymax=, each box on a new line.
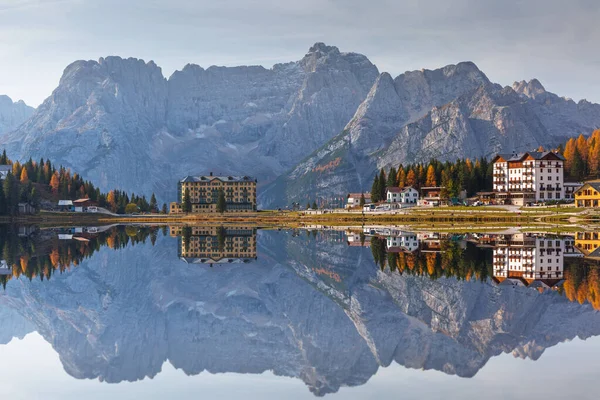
xmin=345 ymin=151 xmax=600 ymax=212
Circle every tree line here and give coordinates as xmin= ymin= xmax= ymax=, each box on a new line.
xmin=0 ymin=150 xmax=166 ymax=215
xmin=369 ymin=158 xmax=494 ymax=203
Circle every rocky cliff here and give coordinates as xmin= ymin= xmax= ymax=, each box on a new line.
xmin=0 ymin=230 xmax=599 ymax=396
xmin=263 ymin=68 xmax=600 ymax=207
xmin=0 ymin=95 xmax=34 ymax=135
xmin=0 ymin=44 xmax=378 ymax=199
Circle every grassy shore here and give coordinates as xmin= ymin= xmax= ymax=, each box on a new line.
xmin=0 ymin=206 xmax=593 ymax=230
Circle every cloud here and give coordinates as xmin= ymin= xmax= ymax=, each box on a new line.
xmin=1 ymin=0 xmax=600 ymax=106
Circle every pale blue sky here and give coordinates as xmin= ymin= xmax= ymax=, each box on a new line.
xmin=1 ymin=0 xmax=600 ymax=107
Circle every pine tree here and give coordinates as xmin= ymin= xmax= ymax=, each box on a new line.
xmin=386 ymin=167 xmax=397 ymax=188
xmin=149 ymin=193 xmax=157 ymax=212
xmin=371 ymin=175 xmax=380 ymax=203
xmin=162 ymin=203 xmax=168 ymax=214
xmin=182 ymin=188 xmax=191 ymax=213
xmin=359 ymin=193 xmax=366 ymax=207
xmin=570 ymin=147 xmax=585 ymax=180
xmin=378 ymin=169 xmax=386 ymax=201
xmin=312 ymin=201 xmax=318 ymax=210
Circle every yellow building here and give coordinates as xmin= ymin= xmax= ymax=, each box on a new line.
xmin=170 ymin=225 xmax=257 ymax=263
xmin=170 ymin=174 xmax=257 ymax=213
xmin=574 ymin=181 xmax=600 ymax=208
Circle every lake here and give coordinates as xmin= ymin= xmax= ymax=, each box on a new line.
xmin=0 ymin=224 xmax=599 ymax=399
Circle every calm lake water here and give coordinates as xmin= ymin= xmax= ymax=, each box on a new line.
xmin=1 ymin=224 xmax=599 ymax=399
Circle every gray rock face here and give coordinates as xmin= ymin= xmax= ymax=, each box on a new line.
xmin=1 ymin=43 xmax=378 ymax=200
xmin=263 ymin=66 xmax=600 ymax=207
xmin=0 ymin=95 xmax=34 ymax=135
xmin=0 ymin=231 xmax=599 ymax=396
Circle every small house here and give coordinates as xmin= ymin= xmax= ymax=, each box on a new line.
xmin=575 ymin=181 xmax=600 ymax=207
xmin=58 ymin=200 xmax=74 ymax=211
xmin=420 ymin=186 xmax=446 ymax=207
xmin=73 ymin=198 xmax=96 ymax=212
xmin=346 ymin=193 xmax=371 ymax=209
xmin=0 ymin=260 xmax=11 ymax=275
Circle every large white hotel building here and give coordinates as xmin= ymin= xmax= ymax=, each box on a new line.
xmin=492 ymin=151 xmax=567 ymax=205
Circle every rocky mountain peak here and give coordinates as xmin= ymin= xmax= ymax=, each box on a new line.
xmin=308 ymin=42 xmax=340 ymax=55
xmin=512 ymin=79 xmax=547 ymax=99
xmin=0 ymin=95 xmax=34 ymax=134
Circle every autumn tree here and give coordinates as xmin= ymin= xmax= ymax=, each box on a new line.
xmin=397 ymin=167 xmax=406 ymax=188
xmin=49 ymin=172 xmax=60 ymax=194
xmin=425 ymin=165 xmax=437 ymax=187
xmin=406 ymin=169 xmax=417 ymax=187
xmin=19 ymin=168 xmax=28 ymax=184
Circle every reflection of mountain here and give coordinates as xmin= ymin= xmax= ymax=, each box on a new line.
xmin=0 ymin=229 xmax=600 ymax=396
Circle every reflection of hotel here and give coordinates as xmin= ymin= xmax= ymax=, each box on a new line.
xmin=492 ymin=234 xmax=579 ymax=287
xmin=171 ymin=226 xmax=257 ymax=264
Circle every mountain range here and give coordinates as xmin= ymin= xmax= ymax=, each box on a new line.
xmin=1 ymin=44 xmax=599 ymax=206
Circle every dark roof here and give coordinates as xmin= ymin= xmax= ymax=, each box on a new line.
xmin=387 ymin=187 xmax=403 ymax=193
xmin=180 ymin=175 xmax=257 ymax=183
xmin=494 ymin=151 xmax=565 ymax=162
xmin=576 ymin=181 xmax=600 ymax=194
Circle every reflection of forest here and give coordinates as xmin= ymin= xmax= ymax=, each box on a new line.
xmin=367 ymin=230 xmax=600 ymax=311
xmin=0 ymin=225 xmax=163 ymax=287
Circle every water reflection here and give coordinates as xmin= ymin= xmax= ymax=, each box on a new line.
xmin=1 ymin=225 xmax=600 ymax=397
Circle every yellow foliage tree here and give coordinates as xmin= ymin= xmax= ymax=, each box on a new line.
xmin=49 ymin=172 xmax=60 ymax=193
xmin=425 ymin=165 xmax=437 ymax=187
xmin=406 ymin=169 xmax=417 ymax=187
xmin=563 ymin=138 xmax=577 ymax=171
xmin=576 ymin=134 xmax=589 ymax=163
xmin=19 ymin=168 xmax=28 ymax=184
xmin=397 ymin=168 xmax=406 ymax=188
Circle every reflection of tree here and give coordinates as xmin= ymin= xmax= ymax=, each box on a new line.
xmin=0 ymin=225 xmax=159 ymax=288
xmin=369 ymin=238 xmax=492 ymax=282
xmin=182 ymin=226 xmax=192 ymax=252
xmin=564 ymin=260 xmax=600 ymax=310
xmin=216 ymin=226 xmax=226 ymax=252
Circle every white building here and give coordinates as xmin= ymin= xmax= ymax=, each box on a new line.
xmin=564 ymin=182 xmax=583 ymax=201
xmin=492 ymin=151 xmax=566 ymax=205
xmin=346 ymin=193 xmax=371 ymax=209
xmin=386 ymin=187 xmax=419 ymax=205
xmin=492 ymin=234 xmax=580 ymax=285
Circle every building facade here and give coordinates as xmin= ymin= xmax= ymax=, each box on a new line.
xmin=170 ymin=174 xmax=257 ymax=213
xmin=492 ymin=151 xmax=565 ymax=205
xmin=574 ymin=181 xmax=600 ymax=207
xmin=386 ymin=187 xmax=419 ymax=205
xmin=346 ymin=193 xmax=371 ymax=209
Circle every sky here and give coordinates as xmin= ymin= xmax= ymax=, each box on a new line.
xmin=0 ymin=331 xmax=599 ymax=399
xmin=1 ymin=0 xmax=600 ymax=107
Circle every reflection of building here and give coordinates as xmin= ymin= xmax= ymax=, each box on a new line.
xmin=170 ymin=174 xmax=257 ymax=214
xmin=492 ymin=151 xmax=565 ymax=205
xmin=386 ymin=231 xmax=419 ymax=253
xmin=171 ymin=226 xmax=257 ymax=264
xmin=492 ymin=234 xmax=578 ymax=287
xmin=575 ymin=232 xmax=600 ymax=259
xmin=0 ymin=259 xmax=10 ymax=275
xmin=346 ymin=232 xmax=371 ymax=247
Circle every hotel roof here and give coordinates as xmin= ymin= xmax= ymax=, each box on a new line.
xmin=180 ymin=175 xmax=257 ymax=183
xmin=493 ymin=151 xmax=565 ymax=162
